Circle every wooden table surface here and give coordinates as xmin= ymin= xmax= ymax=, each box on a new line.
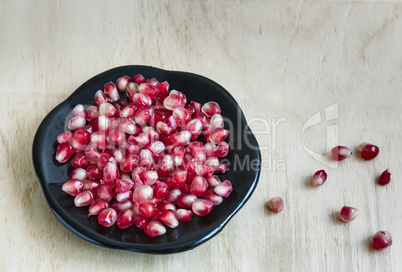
xmin=1 ymin=1 xmax=401 ymax=271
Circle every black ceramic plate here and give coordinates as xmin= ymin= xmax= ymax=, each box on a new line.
xmin=32 ymin=65 xmax=261 ymax=254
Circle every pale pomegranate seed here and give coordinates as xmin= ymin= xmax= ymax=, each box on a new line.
xmin=57 ymin=131 xmax=72 ymax=144
xmin=176 ymin=209 xmax=193 ymax=222
xmin=99 ymin=102 xmax=117 ymax=117
xmin=72 ymin=104 xmax=85 ymax=117
xmin=186 ymin=119 xmax=203 ymax=140
xmin=331 ymin=145 xmax=352 ymax=161
xmin=62 ymin=179 xmax=84 ymax=196
xmin=135 ymin=106 xmax=154 ymax=125
xmin=210 ymin=114 xmax=224 ymax=130
xmin=96 ymin=152 xmax=115 ymax=170
xmin=133 ymin=185 xmax=153 ymax=204
xmin=190 ymin=176 xmax=209 ymax=197
xmin=268 ymin=196 xmax=284 ymax=213
xmin=339 ymin=206 xmax=358 ymax=222
xmin=373 ymin=231 xmax=392 ymax=250
xmin=55 ymin=143 xmax=74 ymax=163
xmin=166 ymin=188 xmax=182 ymax=203
xmin=163 ymin=90 xmax=187 ymax=110
xmin=116 ymin=209 xmax=135 ymax=229
xmin=103 ymin=81 xmax=120 ymax=102
xmin=74 ymin=190 xmax=94 ymax=207
xmin=116 ymin=75 xmax=131 ymax=92
xmin=214 ymin=180 xmax=233 ymax=198
xmin=98 ymin=208 xmax=117 ymax=227
xmin=206 ymin=175 xmax=221 ymax=187
xmin=140 ymin=170 xmax=158 ymax=185
xmin=202 ymin=101 xmax=221 ymax=117
xmin=69 ymin=168 xmax=87 ymax=181
xmin=96 ymin=184 xmax=113 ymax=202
xmin=112 ymin=200 xmax=134 ymax=214
xmin=138 ymin=83 xmax=159 ymax=99
xmin=126 ymin=82 xmax=138 ymax=101
xmin=83 ymin=180 xmax=99 ymax=192
xmin=311 ymin=170 xmax=327 ymax=187
xmin=102 ymin=162 xmax=119 ymax=185
xmin=116 ymin=178 xmax=134 ymax=193
xmin=144 ymin=220 xmax=166 ymax=237
xmin=159 ymin=210 xmax=179 ymax=228
xmin=93 ymin=90 xmax=107 ymax=107
xmin=209 ymin=128 xmax=228 ymax=144
xmin=88 ymin=199 xmax=110 ymax=216
xmin=379 ymin=169 xmax=391 ymax=185
xmin=173 ymin=107 xmax=191 ymax=127
xmin=139 ymin=149 xmax=154 ymax=169
xmin=204 ymin=189 xmax=223 ymax=205
xmin=359 ymin=142 xmax=379 ymax=160
xmin=192 ymin=199 xmax=214 ymax=216
xmin=177 ymin=193 xmax=197 ymax=209
xmin=68 ymin=115 xmax=86 ymax=131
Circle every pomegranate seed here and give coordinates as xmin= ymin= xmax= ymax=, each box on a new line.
xmin=138 ymin=83 xmax=159 ymax=99
xmin=132 ymin=92 xmax=152 ymax=107
xmin=98 ymin=208 xmax=117 ymax=227
xmin=138 ymin=202 xmax=158 ymax=218
xmin=99 ymin=102 xmax=116 ymax=117
xmin=206 ymin=175 xmax=221 ymax=188
xmin=373 ymin=231 xmax=392 ymax=250
xmin=359 ymin=142 xmax=379 ymax=160
xmin=90 ymin=131 xmax=108 ymax=149
xmin=93 ymin=90 xmax=107 ymax=107
xmin=194 ymin=163 xmax=214 ymax=177
xmin=173 ymin=107 xmax=191 ymax=127
xmin=158 ymin=81 xmax=169 ymax=98
xmin=311 ymin=170 xmax=327 ymax=187
xmin=143 ymin=126 xmax=159 ymax=142
xmin=166 ymin=188 xmax=182 ymax=203
xmin=379 ymin=169 xmax=391 ymax=185
xmin=102 ymin=162 xmax=119 ymax=185
xmin=62 ymin=179 xmax=84 ymax=196
xmin=85 ymin=165 xmax=102 ymax=179
xmin=214 ymin=180 xmax=233 ymax=198
xmin=116 ymin=75 xmax=131 ymax=92
xmin=331 ymin=145 xmax=352 ymax=161
xmin=140 ymin=170 xmax=158 ymax=186
xmin=55 ymin=143 xmax=74 ymax=163
xmin=96 ymin=184 xmax=113 ymax=202
xmin=69 ymin=168 xmax=87 ymax=181
xmin=74 ymin=190 xmax=94 ymax=207
xmin=96 ymin=152 xmax=115 ymax=170
xmin=128 ymin=133 xmax=149 ymax=148
xmin=57 ymin=131 xmax=72 ymax=144
xmin=185 ymin=119 xmax=203 ymax=140
xmin=68 ymin=115 xmax=86 ymax=131
xmin=216 ymin=142 xmax=229 ymax=157
xmin=116 ymin=209 xmax=135 ymax=229
xmin=72 ymin=104 xmax=85 ymax=117
xmin=192 ymin=199 xmax=214 ymax=216
xmin=133 ymin=74 xmax=145 ymax=84
xmin=176 ymin=209 xmax=193 ymax=222
xmin=111 ymin=200 xmax=133 ymax=214
xmin=148 ymin=141 xmax=165 ymax=157
xmin=159 ymin=210 xmax=179 ymax=228
xmin=119 ymin=118 xmax=137 ymax=134
xmin=158 ymin=200 xmax=176 ymax=211
xmin=140 ymin=149 xmax=154 ymax=169
xmin=209 ymin=128 xmax=228 ymax=144
xmin=163 ymin=90 xmax=187 ymax=110
xmin=71 ymin=129 xmax=90 ymax=150
xmin=210 ymin=114 xmax=224 ymax=130
xmin=171 ymin=170 xmax=188 ymax=189
xmin=177 ymin=193 xmax=197 ymax=209
xmin=133 ymin=185 xmax=153 ymax=204
xmin=206 ymin=157 xmax=219 ymax=170
xmin=339 ymin=206 xmax=358 ymax=222
xmin=119 ymin=155 xmax=139 ymax=172
xmin=126 ymin=82 xmax=138 ymax=101
xmin=204 ymin=189 xmax=223 ymax=205
xmin=71 ymin=154 xmax=88 ymax=168
xmin=108 ymin=129 xmax=126 ymax=146
xmin=146 ymin=77 xmax=159 ymax=86
xmin=144 ymin=220 xmax=166 ymax=237
xmin=85 ymin=106 xmax=99 ymax=121
xmin=133 ymin=215 xmax=148 ymax=229
xmin=170 ymin=131 xmax=191 ymax=146
xmin=88 ymin=199 xmax=110 ymax=216
xmin=116 ymin=178 xmax=134 ymax=193
xmin=268 ymin=196 xmax=284 ymax=213
xmin=202 ymin=101 xmax=221 ymax=117
xmin=190 ymin=176 xmax=208 ymax=197
xmin=135 ymin=106 xmax=154 ymax=125
xmin=103 ymin=81 xmax=120 ymax=102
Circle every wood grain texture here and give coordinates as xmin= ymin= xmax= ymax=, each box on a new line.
xmin=0 ymin=0 xmax=401 ymax=271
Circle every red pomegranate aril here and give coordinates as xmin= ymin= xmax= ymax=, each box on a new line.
xmin=192 ymin=199 xmax=214 ymax=216
xmin=195 ymin=163 xmax=214 ymax=177
xmin=103 ymin=81 xmax=120 ymax=102
xmin=359 ymin=142 xmax=379 ymax=160
xmin=190 ymin=176 xmax=208 ymax=197
xmin=102 ymin=162 xmax=119 ymax=185
xmin=268 ymin=196 xmax=284 ymax=213
xmin=206 ymin=157 xmax=220 ymax=170
xmin=119 ymin=155 xmax=139 ymax=172
xmin=111 ymin=200 xmax=134 ymax=214
xmin=210 ymin=114 xmax=224 ymax=130
xmin=176 ymin=209 xmax=193 ymax=222
xmin=143 ymin=126 xmax=159 ymax=141
xmin=74 ymin=190 xmax=94 ymax=207
xmin=71 ymin=129 xmax=90 ymax=150
xmin=163 ymin=90 xmax=187 ymax=110
xmin=119 ymin=118 xmax=137 ymax=135
xmin=140 ymin=149 xmax=154 ymax=169
xmin=206 ymin=175 xmax=221 ymax=188
xmin=96 ymin=184 xmax=113 ymax=202
xmin=204 ymin=189 xmax=223 ymax=205
xmin=171 ymin=170 xmax=188 ymax=189
xmin=159 ymin=210 xmax=179 ymax=228
xmin=127 ymin=133 xmax=149 ymax=148
xmin=116 ymin=75 xmax=131 ymax=92
xmin=55 ymin=143 xmax=74 ymax=163
xmin=99 ymin=102 xmax=116 ymax=117
xmin=62 ymin=179 xmax=84 ymax=196
xmin=373 ymin=231 xmax=392 ymax=250
xmin=108 ymin=129 xmax=126 ymax=146
xmin=144 ymin=220 xmax=166 ymax=237
xmin=148 ymin=141 xmax=165 ymax=157
xmin=126 ymin=82 xmax=138 ymax=101
xmin=166 ymin=188 xmax=182 ymax=204
xmin=202 ymin=101 xmax=221 ymax=117
xmin=132 ymin=92 xmax=152 ymax=107
xmin=116 ymin=178 xmax=134 ymax=193
xmin=69 ymin=168 xmax=87 ymax=181
xmin=216 ymin=142 xmax=229 ymax=157
xmin=88 ymin=199 xmax=110 ymax=216
xmin=379 ymin=169 xmax=391 ymax=185
xmin=96 ymin=152 xmax=115 ymax=170
xmin=331 ymin=146 xmax=352 ymax=161
xmin=217 ymin=164 xmax=227 ymax=173
xmin=185 ymin=119 xmax=203 ymax=140
xmin=98 ymin=208 xmax=117 ymax=227
xmin=68 ymin=115 xmax=86 ymax=131
xmin=85 ymin=106 xmax=99 ymax=121
xmin=203 ymin=125 xmax=212 ymax=142
xmin=140 ymin=170 xmax=158 ymax=186
xmin=138 ymin=83 xmax=159 ymax=99
xmin=158 ymin=200 xmax=176 ymax=212
xmin=170 ymin=131 xmax=191 ymax=146
xmin=209 ymin=128 xmax=228 ymax=144
xmin=133 ymin=215 xmax=148 ymax=229
xmin=83 ymin=180 xmax=100 ymax=192
xmin=311 ymin=170 xmax=327 ymax=187
xmin=72 ymin=104 xmax=85 ymax=117
xmin=93 ymin=90 xmax=107 ymax=107
xmin=71 ymin=154 xmax=88 ymax=168
xmin=85 ymin=165 xmax=102 ymax=180
xmin=116 ymin=209 xmax=135 ymax=229
xmin=90 ymin=131 xmax=108 ymax=149
xmin=173 ymin=107 xmax=191 ymax=127
xmin=177 ymin=193 xmax=197 ymax=209
xmin=158 ymin=81 xmax=169 ymax=98
xmin=133 ymin=74 xmax=146 ymax=84
xmin=203 ymin=143 xmax=216 ymax=158
xmin=57 ymin=131 xmax=72 ymax=144
xmin=214 ymin=180 xmax=232 ymax=198
xmin=85 ymin=144 xmax=101 ymax=164
xmin=138 ymin=202 xmax=158 ymax=218
xmin=135 ymin=106 xmax=155 ymax=125
xmin=146 ymin=77 xmax=160 ymax=87
xmin=133 ymin=185 xmax=153 ymax=204
xmin=339 ymin=206 xmax=358 ymax=222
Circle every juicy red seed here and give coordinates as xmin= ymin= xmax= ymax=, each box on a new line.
xmin=214 ymin=180 xmax=233 ymax=198
xmin=62 ymin=179 xmax=84 ymax=196
xmin=102 ymin=162 xmax=119 ymax=185
xmin=158 ymin=81 xmax=169 ymax=98
xmin=159 ymin=210 xmax=179 ymax=228
xmin=86 ymin=165 xmax=102 ymax=179
xmin=96 ymin=184 xmax=113 ymax=202
xmin=98 ymin=208 xmax=117 ymax=227
xmin=166 ymin=188 xmax=182 ymax=203
xmin=135 ymin=106 xmax=155 ymax=125
xmin=373 ymin=231 xmax=392 ymax=250
xmin=97 ymin=152 xmax=115 ymax=170
xmin=173 ymin=107 xmax=191 ymax=127
xmin=83 ymin=180 xmax=99 ymax=192
xmin=206 ymin=175 xmax=221 ymax=188
xmin=379 ymin=169 xmax=391 ymax=185
xmin=311 ymin=170 xmax=327 ymax=187
xmin=68 ymin=115 xmax=86 ymax=131
xmin=93 ymin=90 xmax=107 ymax=107
xmin=55 ymin=143 xmax=74 ymax=163
xmin=163 ymin=90 xmax=187 ymax=110
xmin=146 ymin=77 xmax=159 ymax=86
xmin=204 ymin=189 xmax=223 ymax=205
xmin=209 ymin=128 xmax=228 ymax=144
xmin=99 ymin=102 xmax=117 ymax=117
xmin=126 ymin=82 xmax=139 ymax=101
xmin=71 ymin=154 xmax=88 ymax=168
xmin=138 ymin=83 xmax=159 ymax=99
xmin=339 ymin=206 xmax=358 ymax=222
xmin=177 ymin=193 xmax=197 ymax=209
xmin=69 ymin=168 xmax=87 ymax=181
xmin=190 ymin=176 xmax=208 ymax=197
xmin=133 ymin=74 xmax=146 ymax=84
xmin=133 ymin=185 xmax=153 ymax=204
xmin=88 ymin=199 xmax=110 ymax=216
xmin=111 ymin=200 xmax=133 ymax=214
xmin=116 ymin=178 xmax=134 ymax=193
xmin=216 ymin=142 xmax=229 ymax=157
xmin=85 ymin=106 xmax=99 ymax=121
xmin=158 ymin=200 xmax=176 ymax=212
xmin=116 ymin=209 xmax=135 ymax=229
xmin=192 ymin=199 xmax=214 ymax=216
xmin=201 ymin=101 xmax=221 ymax=117
xmin=116 ymin=75 xmax=131 ymax=92
xmin=176 ymin=209 xmax=193 ymax=222
xmin=331 ymin=146 xmax=352 ymax=161
xmin=140 ymin=170 xmax=158 ymax=185
xmin=57 ymin=131 xmax=72 ymax=144
xmin=116 ymin=191 xmax=133 ymax=203
xmin=74 ymin=190 xmax=94 ymax=207
xmin=268 ymin=197 xmax=284 ymax=213
xmin=103 ymin=81 xmax=120 ymax=102
xmin=186 ymin=119 xmax=203 ymax=140
xmin=119 ymin=155 xmax=139 ymax=172
xmin=133 ymin=214 xmax=148 ymax=229
xmin=71 ymin=129 xmax=90 ymax=150
xmin=108 ymin=129 xmax=126 ymax=146
xmin=144 ymin=220 xmax=166 ymax=237
xmin=90 ymin=131 xmax=109 ymax=149
xmin=359 ymin=142 xmax=379 ymax=160
xmin=171 ymin=170 xmax=188 ymax=189
xmin=138 ymin=202 xmax=158 ymax=218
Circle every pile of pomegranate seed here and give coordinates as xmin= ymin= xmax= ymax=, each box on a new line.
xmin=56 ymin=74 xmax=233 ymax=237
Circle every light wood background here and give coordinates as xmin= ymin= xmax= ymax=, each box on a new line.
xmin=1 ymin=1 xmax=401 ymax=271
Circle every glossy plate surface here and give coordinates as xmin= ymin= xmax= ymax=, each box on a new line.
xmin=32 ymin=65 xmax=261 ymax=254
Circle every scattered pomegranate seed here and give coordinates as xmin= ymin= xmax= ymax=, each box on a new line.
xmin=359 ymin=142 xmax=379 ymax=160
xmin=62 ymin=179 xmax=84 ymax=196
xmin=88 ymin=199 xmax=110 ymax=216
xmin=116 ymin=76 xmax=131 ymax=92
xmin=133 ymin=74 xmax=145 ymax=84
xmin=214 ymin=180 xmax=233 ymax=198
xmin=379 ymin=169 xmax=391 ymax=185
xmin=268 ymin=196 xmax=284 ymax=213
xmin=116 ymin=209 xmax=135 ymax=229
xmin=98 ymin=208 xmax=117 ymax=227
xmin=192 ymin=199 xmax=214 ymax=216
xmin=311 ymin=170 xmax=327 ymax=187
xmin=74 ymin=190 xmax=94 ymax=207
xmin=176 ymin=209 xmax=193 ymax=222
xmin=373 ymin=231 xmax=392 ymax=250
xmin=55 ymin=143 xmax=74 ymax=163
xmin=331 ymin=146 xmax=352 ymax=161
xmin=57 ymin=131 xmax=72 ymax=144
xmin=339 ymin=206 xmax=358 ymax=222
xmin=201 ymin=102 xmax=221 ymax=117
xmin=144 ymin=221 xmax=166 ymax=237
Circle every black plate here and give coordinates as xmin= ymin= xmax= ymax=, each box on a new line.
xmin=32 ymin=65 xmax=261 ymax=254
